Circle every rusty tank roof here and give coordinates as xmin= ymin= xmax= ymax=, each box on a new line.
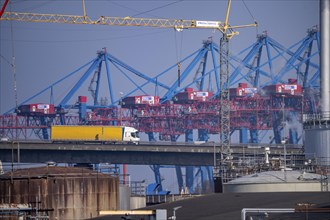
xmin=0 ymin=166 xmax=115 ymax=179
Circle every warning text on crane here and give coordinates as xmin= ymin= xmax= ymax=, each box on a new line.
xmin=196 ymin=21 xmax=220 ymax=28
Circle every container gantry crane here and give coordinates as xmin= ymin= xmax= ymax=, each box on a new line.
xmin=0 ymin=0 xmax=257 ymax=188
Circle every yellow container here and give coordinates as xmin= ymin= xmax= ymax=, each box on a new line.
xmin=51 ymin=125 xmax=123 ymax=141
xmin=102 ymin=126 xmax=122 ymax=141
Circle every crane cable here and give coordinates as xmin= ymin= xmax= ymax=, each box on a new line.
xmin=242 ymin=0 xmax=259 ymax=36
xmin=9 ymin=1 xmax=18 ymax=111
xmin=174 ymin=29 xmax=183 ymax=87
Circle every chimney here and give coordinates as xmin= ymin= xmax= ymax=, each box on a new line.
xmin=320 ymin=0 xmax=330 ymax=116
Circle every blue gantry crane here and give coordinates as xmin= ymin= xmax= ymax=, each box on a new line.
xmin=0 ymin=0 xmax=320 ymax=191
xmin=1 ymin=28 xmax=320 ymax=194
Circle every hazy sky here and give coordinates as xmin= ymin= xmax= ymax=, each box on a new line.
xmin=0 ymin=0 xmax=320 ymax=192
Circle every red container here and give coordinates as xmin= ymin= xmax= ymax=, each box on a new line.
xmin=230 ymin=84 xmax=257 ymax=97
xmin=122 ymin=95 xmax=160 ymax=106
xmin=262 ymin=83 xmax=302 ymax=96
xmin=185 ymin=87 xmax=194 ymax=92
xmin=173 ymin=89 xmax=212 ymax=103
xmin=244 ymin=87 xmax=258 ymax=95
xmin=17 ymin=103 xmax=55 ymax=115
xmin=238 ymin=83 xmax=248 ymax=88
xmin=288 ymin=78 xmax=297 ymax=84
xmin=195 ymin=91 xmax=212 ymax=101
xmin=79 ymin=96 xmax=87 ymax=103
xmin=230 ymin=88 xmax=245 ymax=97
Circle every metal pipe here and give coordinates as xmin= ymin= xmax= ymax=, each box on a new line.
xmin=0 ymin=208 xmax=32 ymax=211
xmin=241 ymin=208 xmax=295 ymax=220
xmin=82 ymin=0 xmax=87 ymax=22
xmin=321 ymin=0 xmax=330 ymax=115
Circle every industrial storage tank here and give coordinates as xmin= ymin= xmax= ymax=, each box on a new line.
xmin=223 ymin=170 xmax=324 ymax=193
xmin=303 ymin=114 xmax=330 ymax=166
xmin=0 ymin=166 xmax=119 ymax=219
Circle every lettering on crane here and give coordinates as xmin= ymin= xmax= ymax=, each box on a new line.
xmin=196 ymin=92 xmax=208 ymax=97
xmin=37 ymin=104 xmax=50 ymax=109
xmin=142 ymin=96 xmax=154 ymax=104
xmin=245 ymin=88 xmax=258 ymax=94
xmin=196 ymin=20 xmax=220 ymax=28
xmin=284 ymin=85 xmax=297 ymax=90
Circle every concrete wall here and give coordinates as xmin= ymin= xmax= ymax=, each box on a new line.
xmin=130 ymin=196 xmax=146 ymax=210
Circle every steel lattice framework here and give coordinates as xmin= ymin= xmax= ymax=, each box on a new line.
xmin=220 ymin=36 xmax=231 ymax=160
xmin=0 ymin=27 xmax=320 ymax=143
xmin=0 ymin=30 xmax=319 ymax=194
xmin=0 ymin=1 xmax=258 ymax=181
xmin=0 ymin=11 xmax=253 ymax=36
xmin=0 ymin=0 xmax=320 ymax=193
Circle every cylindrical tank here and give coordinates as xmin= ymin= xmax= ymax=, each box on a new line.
xmin=119 ymin=185 xmax=131 ymax=210
xmin=301 ymin=0 xmax=330 ymax=170
xmin=304 ymin=121 xmax=330 ymax=165
xmin=321 ymin=0 xmax=330 ymax=114
xmin=223 ymin=171 xmax=324 ymax=193
xmin=0 ymin=166 xmax=119 ymax=219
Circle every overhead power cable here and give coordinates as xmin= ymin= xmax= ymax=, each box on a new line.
xmin=110 ymin=0 xmax=184 ymax=19
xmin=242 ymin=0 xmax=259 ymax=36
xmin=242 ymin=0 xmax=257 ymax=23
xmin=131 ymin=1 xmax=184 ymax=18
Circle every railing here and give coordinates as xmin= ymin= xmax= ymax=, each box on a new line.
xmin=303 ymin=112 xmax=330 ymax=122
xmin=146 ymin=194 xmax=198 ymax=205
xmin=303 ymin=112 xmax=330 ymax=129
xmin=130 ymin=181 xmax=146 ymax=196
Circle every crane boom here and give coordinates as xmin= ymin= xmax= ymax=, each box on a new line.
xmin=0 ymin=11 xmax=256 ymax=38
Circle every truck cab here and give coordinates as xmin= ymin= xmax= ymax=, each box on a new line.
xmin=123 ymin=126 xmax=140 ymax=144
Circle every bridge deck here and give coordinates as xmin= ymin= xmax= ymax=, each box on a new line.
xmin=0 ymin=141 xmax=304 ymax=166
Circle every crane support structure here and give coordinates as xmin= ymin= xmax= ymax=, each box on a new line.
xmin=0 ymin=0 xmax=257 ymax=186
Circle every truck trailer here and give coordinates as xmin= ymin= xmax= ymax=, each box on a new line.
xmin=51 ymin=125 xmax=140 ymax=144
